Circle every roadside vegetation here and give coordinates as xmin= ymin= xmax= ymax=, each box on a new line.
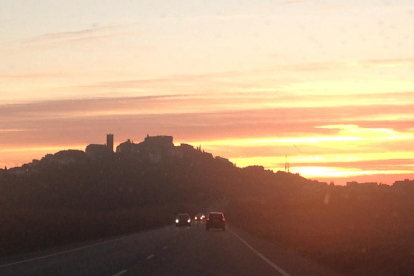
xmin=225 ymin=186 xmax=414 ymax=276
xmin=0 ymin=203 xmax=204 ymax=258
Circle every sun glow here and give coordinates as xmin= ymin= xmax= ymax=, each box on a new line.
xmin=188 ymin=125 xmax=413 ymax=148
xmin=190 ymin=125 xmax=414 ymax=184
xmin=288 ymin=167 xmax=412 ymax=178
xmin=0 ymin=145 xmax=86 ymax=168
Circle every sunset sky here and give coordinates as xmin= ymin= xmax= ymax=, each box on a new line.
xmin=1 ymin=0 xmax=413 ymax=185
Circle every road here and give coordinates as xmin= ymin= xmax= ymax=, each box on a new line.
xmin=0 ymin=221 xmax=340 ymax=276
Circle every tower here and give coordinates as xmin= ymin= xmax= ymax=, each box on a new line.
xmin=285 ymin=155 xmax=290 ymax=173
xmin=107 ymin=134 xmax=114 ymax=153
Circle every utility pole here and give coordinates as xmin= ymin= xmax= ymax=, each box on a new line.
xmin=285 ymin=155 xmax=290 ymax=173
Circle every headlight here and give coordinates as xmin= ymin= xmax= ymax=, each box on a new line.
xmin=175 ymin=219 xmax=179 ymax=223
xmin=187 ymin=219 xmax=191 ymax=223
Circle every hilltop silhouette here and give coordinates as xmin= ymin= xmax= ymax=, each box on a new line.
xmin=0 ymin=134 xmax=322 ymax=258
xmin=0 ymin=134 xmax=321 ymax=211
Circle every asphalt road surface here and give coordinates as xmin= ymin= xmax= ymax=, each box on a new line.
xmin=0 ymin=221 xmax=340 ymax=276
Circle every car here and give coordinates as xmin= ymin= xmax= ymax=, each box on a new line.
xmin=194 ymin=213 xmax=205 ymax=221
xmin=175 ymin=213 xmax=191 ymax=227
xmin=206 ymin=212 xmax=226 ymax=231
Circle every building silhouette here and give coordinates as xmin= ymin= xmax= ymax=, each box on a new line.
xmin=116 ymin=135 xmax=174 ymax=154
xmin=346 ymin=181 xmax=378 ymax=189
xmin=107 ymin=134 xmax=114 ymax=153
xmin=393 ymin=179 xmax=414 ymax=188
xmin=86 ymin=134 xmax=114 ymax=158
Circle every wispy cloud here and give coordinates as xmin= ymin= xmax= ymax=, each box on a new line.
xmin=360 ymin=58 xmax=414 ymax=67
xmin=285 ymin=61 xmax=343 ymax=72
xmin=277 ymin=0 xmax=309 ymax=6
xmin=0 ymin=94 xmax=189 ymax=118
xmin=280 ymin=58 xmax=414 ymax=72
xmin=0 ymin=73 xmax=69 ymax=79
xmin=25 ymin=25 xmax=116 ymax=43
xmin=0 ymin=129 xmax=28 ymax=133
xmin=1 ymin=95 xmax=414 ymax=184
xmin=2 ymin=91 xmax=414 ymax=122
xmin=23 ymin=24 xmax=139 ymax=47
xmin=2 ymin=93 xmax=414 ymax=143
xmin=291 ymin=159 xmax=414 ymax=171
xmin=308 ymin=4 xmax=350 ymax=12
xmin=77 ymin=68 xmax=274 ymax=95
xmin=86 ymin=70 xmax=250 ymax=88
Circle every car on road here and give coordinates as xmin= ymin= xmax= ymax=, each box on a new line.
xmin=194 ymin=213 xmax=205 ymax=221
xmin=206 ymin=212 xmax=226 ymax=231
xmin=175 ymin=213 xmax=191 ymax=227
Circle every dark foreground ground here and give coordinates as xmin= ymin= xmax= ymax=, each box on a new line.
xmin=0 ymin=202 xmax=207 ymax=258
xmin=2 ymin=185 xmax=414 ymax=276
xmin=0 ymin=220 xmax=339 ymax=276
xmin=225 ymin=187 xmax=414 ymax=276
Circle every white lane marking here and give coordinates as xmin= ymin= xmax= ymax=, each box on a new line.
xmin=162 ymin=246 xmax=168 ymax=250
xmin=112 ymin=270 xmax=127 ymax=276
xmin=146 ymin=254 xmax=155 ymax=260
xmin=0 ymin=231 xmax=151 ymax=268
xmin=227 ymin=228 xmax=291 ymax=276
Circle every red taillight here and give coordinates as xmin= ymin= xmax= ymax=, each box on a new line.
xmin=207 ymin=217 xmax=210 ymax=221
xmin=222 ymin=218 xmax=226 ymax=221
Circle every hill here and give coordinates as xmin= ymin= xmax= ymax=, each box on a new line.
xmin=3 ymin=135 xmax=412 ymax=275
xmin=0 ymin=136 xmax=318 ymax=211
xmin=0 ymin=135 xmax=321 ymax=257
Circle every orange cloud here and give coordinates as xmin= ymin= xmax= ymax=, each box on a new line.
xmin=282 ymin=58 xmax=414 ymax=72
xmin=361 ymin=58 xmax=414 ymax=67
xmin=0 ymin=128 xmax=27 ymax=133
xmin=1 ymin=92 xmax=413 ymax=187
xmin=25 ymin=25 xmax=122 ymax=43
xmin=308 ymin=4 xmax=350 ymax=12
xmin=0 ymin=73 xmax=69 ymax=79
xmin=22 ymin=24 xmax=140 ymax=48
xmin=2 ymin=96 xmax=414 ymax=139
